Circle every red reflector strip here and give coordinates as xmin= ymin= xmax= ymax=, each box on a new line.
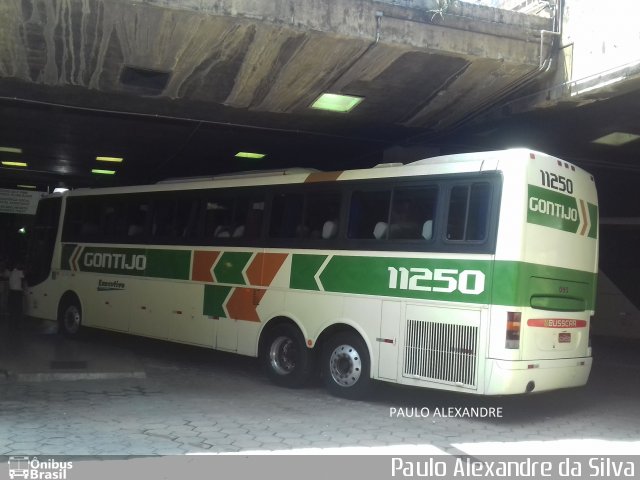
xmin=527 ymin=319 xmax=587 ymax=328
xmin=376 ymin=338 xmax=395 ymax=344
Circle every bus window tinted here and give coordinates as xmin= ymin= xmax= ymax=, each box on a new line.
xmin=389 ymin=187 xmax=437 ymax=240
xmin=348 ymin=190 xmax=391 ymax=239
xmin=269 ymin=193 xmax=304 ymax=238
xmin=446 ymin=183 xmax=491 ymax=242
xmin=467 ymin=183 xmax=491 ymax=241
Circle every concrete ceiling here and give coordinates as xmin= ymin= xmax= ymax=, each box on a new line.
xmin=1 ymin=0 xmax=639 ymax=196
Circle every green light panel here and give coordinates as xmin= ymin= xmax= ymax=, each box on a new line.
xmin=235 ymin=152 xmax=266 ymax=159
xmin=592 ymin=132 xmax=640 ymax=147
xmin=310 ymin=93 xmax=364 ymax=113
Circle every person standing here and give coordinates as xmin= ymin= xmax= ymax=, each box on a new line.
xmin=8 ymin=261 xmax=25 ymax=330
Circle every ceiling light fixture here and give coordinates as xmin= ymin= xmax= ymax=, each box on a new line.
xmin=2 ymin=161 xmax=27 ymax=167
xmin=17 ymin=184 xmax=36 ymax=189
xmin=235 ymin=152 xmax=266 ymax=159
xmin=592 ymin=132 xmax=640 ymax=147
xmin=92 ymin=169 xmax=116 ymax=175
xmin=96 ymin=156 xmax=124 ymax=163
xmin=0 ymin=147 xmax=23 ymax=154
xmin=310 ymin=93 xmax=364 ymax=113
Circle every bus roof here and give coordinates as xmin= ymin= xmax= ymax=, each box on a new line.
xmin=59 ymin=149 xmax=579 ymax=198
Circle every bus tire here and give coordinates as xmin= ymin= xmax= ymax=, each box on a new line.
xmin=59 ymin=298 xmax=82 ymax=337
xmin=322 ymin=332 xmax=372 ymax=399
xmin=261 ymin=323 xmax=313 ymax=388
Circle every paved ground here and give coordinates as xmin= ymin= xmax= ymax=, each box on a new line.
xmin=1 ymin=316 xmax=639 ymax=456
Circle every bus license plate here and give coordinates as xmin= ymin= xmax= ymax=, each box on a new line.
xmin=558 ymin=332 xmax=571 ymax=343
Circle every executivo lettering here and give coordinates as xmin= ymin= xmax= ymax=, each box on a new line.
xmin=97 ymin=279 xmax=125 ymax=291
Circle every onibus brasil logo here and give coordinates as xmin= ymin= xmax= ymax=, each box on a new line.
xmin=8 ymin=456 xmax=72 ymax=479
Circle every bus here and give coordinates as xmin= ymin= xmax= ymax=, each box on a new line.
xmin=25 ymin=149 xmax=598 ymax=398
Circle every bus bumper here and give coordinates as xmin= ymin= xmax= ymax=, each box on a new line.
xmin=484 ymin=356 xmax=592 ymax=395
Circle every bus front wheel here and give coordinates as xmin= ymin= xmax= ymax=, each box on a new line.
xmin=59 ymin=300 xmax=82 ymax=337
xmin=261 ymin=324 xmax=313 ymax=388
xmin=322 ymin=332 xmax=372 ymax=399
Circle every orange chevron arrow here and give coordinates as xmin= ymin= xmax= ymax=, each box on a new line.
xmin=226 ymin=288 xmax=266 ymax=322
xmin=192 ymin=250 xmax=220 ymax=282
xmin=245 ymin=252 xmax=287 ymax=286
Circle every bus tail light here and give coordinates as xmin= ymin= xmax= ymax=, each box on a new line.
xmin=506 ymin=312 xmax=521 ymax=349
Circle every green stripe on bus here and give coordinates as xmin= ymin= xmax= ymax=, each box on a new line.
xmin=318 ymin=256 xmax=492 ymax=304
xmin=60 ymin=244 xmax=190 ymax=280
xmin=203 ymin=285 xmax=232 ymax=317
xmin=59 ymin=245 xmax=596 ymax=310
xmin=290 ymin=254 xmax=327 ymax=291
xmin=492 ymin=261 xmax=596 ymax=310
xmin=146 ymin=249 xmax=191 ymax=280
xmin=290 ymin=254 xmax=596 ymax=309
xmin=213 ymin=252 xmax=253 ymax=285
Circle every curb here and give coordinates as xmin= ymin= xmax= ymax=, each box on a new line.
xmin=6 ymin=371 xmax=147 ymax=382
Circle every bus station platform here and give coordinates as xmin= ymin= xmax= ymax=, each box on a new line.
xmin=1 ymin=313 xmax=639 ymax=456
xmin=0 ymin=316 xmax=145 ymax=383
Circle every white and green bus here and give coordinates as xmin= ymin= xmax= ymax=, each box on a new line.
xmin=25 ymin=149 xmax=598 ymax=398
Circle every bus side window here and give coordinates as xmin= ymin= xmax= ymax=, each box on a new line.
xmin=175 ymin=197 xmax=200 ymax=240
xmin=101 ymin=200 xmax=125 ymax=240
xmin=467 ymin=183 xmax=491 ymax=241
xmin=204 ymin=197 xmax=234 ymax=240
xmin=152 ymin=198 xmax=172 ymax=239
xmin=306 ymin=192 xmax=340 ymax=239
xmin=389 ymin=186 xmax=437 ymax=240
xmin=269 ymin=193 xmax=304 ymax=238
xmin=235 ymin=195 xmax=264 ymax=239
xmin=126 ymin=199 xmax=151 ymax=239
xmin=348 ymin=190 xmax=391 ymax=239
xmin=446 ymin=183 xmax=491 ymax=242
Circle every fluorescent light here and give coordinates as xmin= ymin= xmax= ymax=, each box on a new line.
xmin=92 ymin=169 xmax=116 ymax=175
xmin=592 ymin=132 xmax=640 ymax=147
xmin=0 ymin=147 xmax=22 ymax=154
xmin=235 ymin=152 xmax=266 ymax=159
xmin=2 ymin=161 xmax=27 ymax=167
xmin=310 ymin=93 xmax=364 ymax=113
xmin=96 ymin=156 xmax=124 ymax=163
xmin=18 ymin=227 xmax=26 ymax=234
xmin=17 ymin=184 xmax=36 ymax=189
xmin=53 ymin=187 xmax=69 ymax=193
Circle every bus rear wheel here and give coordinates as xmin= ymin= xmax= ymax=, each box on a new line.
xmin=261 ymin=324 xmax=313 ymax=388
xmin=322 ymin=332 xmax=372 ymax=399
xmin=59 ymin=300 xmax=82 ymax=337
